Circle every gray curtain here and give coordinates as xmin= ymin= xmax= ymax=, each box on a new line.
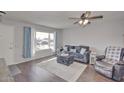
xmin=23 ymin=26 xmax=31 ymax=58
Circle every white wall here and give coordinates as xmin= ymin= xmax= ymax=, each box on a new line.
xmin=62 ymin=20 xmax=124 ymax=54
xmin=1 ymin=19 xmax=63 ymax=65
xmin=0 ymin=23 xmax=15 ymax=65
xmin=0 ymin=24 xmax=5 ymax=58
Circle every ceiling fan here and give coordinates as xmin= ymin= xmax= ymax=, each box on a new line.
xmin=0 ymin=11 xmax=6 ymax=16
xmin=0 ymin=11 xmax=6 ymax=22
xmin=69 ymin=11 xmax=103 ymax=26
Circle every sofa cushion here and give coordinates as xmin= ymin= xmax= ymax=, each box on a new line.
xmin=102 ymin=58 xmax=118 ymax=65
xmin=75 ymin=46 xmax=81 ymax=53
xmin=95 ymin=65 xmax=112 ymax=78
xmin=80 ymin=48 xmax=86 ymax=55
xmin=65 ymin=45 xmax=70 ymax=51
xmin=63 ymin=46 xmax=68 ymax=51
xmin=95 ymin=61 xmax=114 ymax=71
xmin=74 ymin=53 xmax=84 ymax=59
xmin=80 ymin=46 xmax=89 ymax=51
xmin=70 ymin=48 xmax=76 ymax=53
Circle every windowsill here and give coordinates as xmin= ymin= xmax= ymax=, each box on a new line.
xmin=35 ymin=48 xmax=55 ymax=53
xmin=36 ymin=49 xmax=50 ymax=51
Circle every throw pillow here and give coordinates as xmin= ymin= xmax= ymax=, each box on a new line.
xmin=70 ymin=49 xmax=76 ymax=53
xmin=75 ymin=46 xmax=81 ymax=53
xmin=63 ymin=46 xmax=68 ymax=51
xmin=61 ymin=53 xmax=69 ymax=57
xmin=80 ymin=48 xmax=86 ymax=55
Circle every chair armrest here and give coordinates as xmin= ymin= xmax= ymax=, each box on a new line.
xmin=117 ymin=61 xmax=124 ymax=65
xmin=113 ymin=62 xmax=124 ymax=81
xmin=96 ymin=55 xmax=105 ymax=61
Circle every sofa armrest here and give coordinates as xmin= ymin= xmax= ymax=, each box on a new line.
xmin=96 ymin=55 xmax=105 ymax=61
xmin=84 ymin=50 xmax=91 ymax=55
xmin=60 ymin=48 xmax=63 ymax=52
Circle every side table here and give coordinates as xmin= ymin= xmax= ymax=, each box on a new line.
xmin=90 ymin=53 xmax=97 ymax=65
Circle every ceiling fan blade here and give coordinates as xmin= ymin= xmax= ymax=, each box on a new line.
xmin=0 ymin=11 xmax=6 ymax=14
xmin=88 ymin=21 xmax=91 ymax=24
xmin=88 ymin=15 xmax=103 ymax=19
xmin=73 ymin=21 xmax=79 ymax=24
xmin=81 ymin=11 xmax=91 ymax=18
xmin=81 ymin=13 xmax=85 ymax=18
xmin=81 ymin=21 xmax=90 ymax=27
xmin=69 ymin=17 xmax=80 ymax=20
xmin=85 ymin=11 xmax=91 ymax=17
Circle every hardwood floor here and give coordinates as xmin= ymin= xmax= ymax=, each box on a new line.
xmin=8 ymin=57 xmax=124 ymax=82
xmin=9 ymin=57 xmax=65 ymax=82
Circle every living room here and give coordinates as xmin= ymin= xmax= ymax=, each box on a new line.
xmin=1 ymin=0 xmax=124 ymax=93
xmin=0 ymin=11 xmax=124 ymax=82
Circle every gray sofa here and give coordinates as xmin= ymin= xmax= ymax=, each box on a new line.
xmin=94 ymin=46 xmax=124 ymax=81
xmin=62 ymin=45 xmax=90 ymax=64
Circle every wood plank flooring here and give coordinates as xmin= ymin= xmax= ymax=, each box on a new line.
xmin=9 ymin=57 xmax=124 ymax=82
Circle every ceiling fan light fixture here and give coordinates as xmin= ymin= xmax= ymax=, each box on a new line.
xmin=79 ymin=20 xmax=83 ymax=24
xmin=83 ymin=19 xmax=89 ymax=25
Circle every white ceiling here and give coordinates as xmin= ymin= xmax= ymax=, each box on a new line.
xmin=3 ymin=11 xmax=124 ymax=29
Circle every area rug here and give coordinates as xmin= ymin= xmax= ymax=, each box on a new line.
xmin=37 ymin=57 xmax=87 ymax=82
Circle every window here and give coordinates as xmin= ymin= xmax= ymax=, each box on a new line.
xmin=35 ymin=31 xmax=55 ymax=51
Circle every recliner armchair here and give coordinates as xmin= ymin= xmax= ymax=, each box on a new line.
xmin=94 ymin=46 xmax=124 ymax=81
